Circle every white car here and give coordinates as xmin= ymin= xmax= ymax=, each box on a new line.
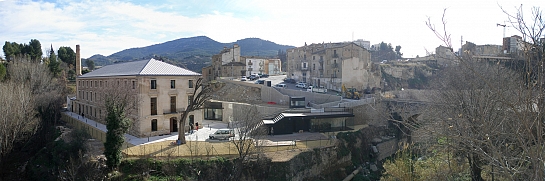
xmin=240 ymin=76 xmax=247 ymax=81
xmin=209 ymin=129 xmax=235 ymax=140
xmin=296 ymin=83 xmax=307 ymax=88
xmin=275 ymin=84 xmax=287 ymax=88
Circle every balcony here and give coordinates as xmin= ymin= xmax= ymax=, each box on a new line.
xmin=331 ymin=63 xmax=338 ymax=68
xmin=163 ymin=108 xmax=186 ymax=115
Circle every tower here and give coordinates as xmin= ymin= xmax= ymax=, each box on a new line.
xmin=76 ymin=45 xmax=81 ymax=76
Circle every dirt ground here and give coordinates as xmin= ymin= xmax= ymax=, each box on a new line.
xmin=210 ymin=81 xmax=263 ymax=104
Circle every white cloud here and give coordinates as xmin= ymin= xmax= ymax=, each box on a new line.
xmin=0 ymin=0 xmax=541 ymax=59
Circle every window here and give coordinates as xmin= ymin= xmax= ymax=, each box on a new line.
xmin=313 ymin=56 xmax=315 ymax=60
xmin=189 ymin=80 xmax=194 ymax=88
xmin=313 ymin=64 xmax=315 ymax=70
xmin=151 ymin=80 xmax=157 ymax=89
xmin=151 ymin=119 xmax=157 ymax=131
xmin=132 ymin=81 xmax=136 ymax=89
xmin=188 ymin=95 xmax=194 ymax=105
xmin=150 ymin=98 xmax=157 ymax=115
xmin=100 ymin=81 xmax=103 ymax=87
xmin=170 ymin=96 xmax=176 ymax=113
xmin=171 ymin=80 xmax=175 ymax=89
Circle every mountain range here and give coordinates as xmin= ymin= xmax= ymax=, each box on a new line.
xmin=86 ymin=36 xmax=294 ymax=72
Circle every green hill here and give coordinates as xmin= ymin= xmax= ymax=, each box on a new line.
xmin=87 ymin=36 xmax=294 ymax=73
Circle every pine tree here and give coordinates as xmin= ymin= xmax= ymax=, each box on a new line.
xmin=103 ymin=98 xmax=131 ymax=170
xmin=48 ymin=44 xmax=61 ymax=77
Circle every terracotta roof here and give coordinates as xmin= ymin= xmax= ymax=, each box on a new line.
xmin=79 ymin=59 xmax=201 ymax=78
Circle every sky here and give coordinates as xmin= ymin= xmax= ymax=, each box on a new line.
xmin=0 ymin=0 xmax=542 ymax=59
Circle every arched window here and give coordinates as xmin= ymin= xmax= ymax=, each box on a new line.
xmin=151 ymin=119 xmax=157 ymax=131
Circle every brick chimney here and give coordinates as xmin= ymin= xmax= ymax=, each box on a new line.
xmin=76 ymin=45 xmax=81 ymax=76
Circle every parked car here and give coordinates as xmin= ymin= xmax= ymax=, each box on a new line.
xmin=209 ymin=129 xmax=235 ymax=140
xmin=255 ymin=80 xmax=265 ymax=84
xmin=240 ymin=76 xmax=247 ymax=81
xmin=275 ymin=83 xmax=287 ymax=88
xmin=296 ymin=83 xmax=308 ymax=88
xmin=249 ymin=74 xmax=259 ymax=80
xmin=307 ymin=86 xmax=327 ymax=93
xmin=260 ymin=74 xmax=269 ymax=78
xmin=283 ymin=78 xmax=296 ymax=83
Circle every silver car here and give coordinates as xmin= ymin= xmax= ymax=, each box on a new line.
xmin=209 ymin=129 xmax=235 ymax=140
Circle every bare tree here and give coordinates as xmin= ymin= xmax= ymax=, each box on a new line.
xmin=91 ymin=78 xmax=139 ymax=170
xmin=228 ymin=105 xmax=267 ymax=180
xmin=409 ymin=6 xmax=545 ymax=180
xmin=0 ymin=59 xmax=65 ymax=164
xmin=178 ymin=78 xmax=212 ymax=144
xmin=0 ymin=81 xmax=37 ymax=163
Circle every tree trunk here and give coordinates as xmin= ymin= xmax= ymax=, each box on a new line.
xmin=178 ymin=112 xmax=188 ymax=144
xmin=468 ymin=154 xmax=484 ymax=181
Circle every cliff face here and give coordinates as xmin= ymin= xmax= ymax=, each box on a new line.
xmin=381 ymin=62 xmax=436 ymax=90
xmin=264 ymin=124 xmax=404 ymax=181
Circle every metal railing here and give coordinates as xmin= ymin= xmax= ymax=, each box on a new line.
xmin=162 ymin=108 xmax=186 ymax=114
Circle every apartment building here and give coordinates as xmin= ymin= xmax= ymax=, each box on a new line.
xmin=202 ymin=44 xmax=246 ymax=81
xmin=287 ymin=42 xmax=381 ymax=92
xmin=245 ymin=57 xmax=282 ymax=76
xmin=73 ymin=58 xmax=202 ymax=137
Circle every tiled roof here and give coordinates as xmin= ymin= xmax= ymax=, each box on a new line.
xmin=79 ymin=59 xmax=201 ymax=78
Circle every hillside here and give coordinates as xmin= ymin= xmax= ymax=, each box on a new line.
xmin=87 ymin=36 xmax=294 ymax=72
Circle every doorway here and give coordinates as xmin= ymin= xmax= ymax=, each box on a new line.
xmin=170 ymin=117 xmax=178 ymax=132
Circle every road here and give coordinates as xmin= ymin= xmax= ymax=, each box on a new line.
xmin=237 ymin=74 xmax=342 ymax=96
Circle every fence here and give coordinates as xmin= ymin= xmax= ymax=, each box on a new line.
xmin=338 ymin=97 xmax=375 ymax=107
xmin=61 ymin=112 xmax=339 ymax=159
xmin=121 ymin=133 xmax=338 ymax=158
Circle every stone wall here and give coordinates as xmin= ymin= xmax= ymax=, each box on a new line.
xmin=269 ymin=146 xmax=352 ymax=181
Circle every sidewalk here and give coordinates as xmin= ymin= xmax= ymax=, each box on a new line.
xmin=63 ymin=111 xmax=229 ymax=146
